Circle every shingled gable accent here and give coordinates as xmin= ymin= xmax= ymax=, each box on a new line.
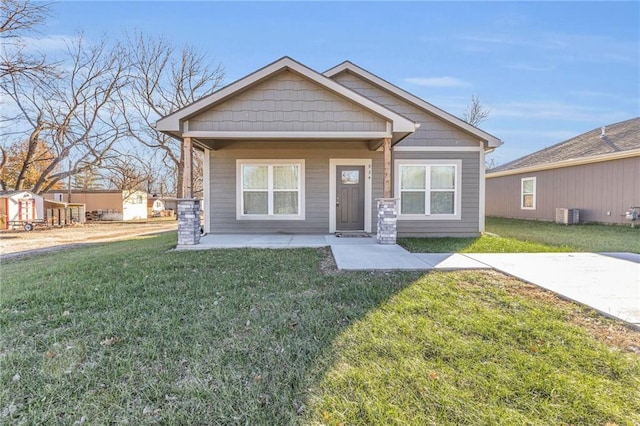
xmin=323 ymin=61 xmax=502 ymax=150
xmin=156 ymin=56 xmax=418 ymax=144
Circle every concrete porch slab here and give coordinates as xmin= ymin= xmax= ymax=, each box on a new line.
xmin=177 ymin=234 xmax=330 ymax=249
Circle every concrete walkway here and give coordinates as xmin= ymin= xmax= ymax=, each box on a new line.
xmin=180 ymin=234 xmax=640 ymax=327
xmin=465 ymin=253 xmax=640 ymax=327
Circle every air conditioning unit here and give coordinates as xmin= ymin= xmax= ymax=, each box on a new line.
xmin=555 ymin=208 xmax=580 ymax=225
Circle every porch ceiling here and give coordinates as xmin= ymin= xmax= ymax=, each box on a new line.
xmin=190 ymin=133 xmax=411 ymax=151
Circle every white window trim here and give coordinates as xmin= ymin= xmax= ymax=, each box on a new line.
xmin=236 ymin=159 xmax=305 ymax=221
xmin=521 ymin=177 xmax=536 ymax=210
xmin=203 ymin=148 xmax=211 ymax=233
xmin=329 ymin=159 xmax=372 ymax=233
xmin=394 ymin=159 xmax=462 ymax=221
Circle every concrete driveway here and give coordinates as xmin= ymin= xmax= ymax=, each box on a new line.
xmin=465 ymin=253 xmax=640 ymax=327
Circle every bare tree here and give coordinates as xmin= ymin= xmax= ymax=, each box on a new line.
xmin=462 ymin=94 xmax=491 ymax=127
xmin=461 ymin=95 xmax=499 ymax=169
xmin=124 ymin=33 xmax=224 ymax=197
xmin=100 ymin=152 xmax=153 ymax=191
xmin=1 ymin=36 xmax=130 ymax=194
xmin=0 ymin=0 xmax=56 ymax=81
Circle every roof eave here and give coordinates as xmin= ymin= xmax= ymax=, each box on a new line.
xmin=487 ymin=149 xmax=640 ymax=178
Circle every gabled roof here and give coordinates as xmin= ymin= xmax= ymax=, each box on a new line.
xmin=323 ymin=61 xmax=503 ymax=149
xmin=0 ymin=190 xmax=38 ymax=197
xmin=156 ymin=56 xmax=418 ymax=138
xmin=488 ymin=117 xmax=640 ymax=176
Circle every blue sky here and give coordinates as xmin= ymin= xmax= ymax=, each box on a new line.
xmin=42 ymin=1 xmax=639 ymax=164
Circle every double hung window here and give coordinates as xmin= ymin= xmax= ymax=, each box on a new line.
xmin=237 ymin=160 xmax=304 ymax=220
xmin=521 ymin=177 xmax=536 ymax=210
xmin=396 ymin=160 xmax=461 ymax=219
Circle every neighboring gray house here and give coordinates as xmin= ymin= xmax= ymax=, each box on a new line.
xmin=157 ymin=57 xmax=502 ymax=245
xmin=486 ymin=117 xmax=640 ymax=224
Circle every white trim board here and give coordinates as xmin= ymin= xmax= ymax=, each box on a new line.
xmin=329 ymin=159 xmax=372 ymax=233
xmin=183 ymin=131 xmax=392 ymax=140
xmin=203 ymin=148 xmax=211 ymax=234
xmin=479 ymin=148 xmax=485 ymax=233
xmin=394 ymin=146 xmax=484 ymax=152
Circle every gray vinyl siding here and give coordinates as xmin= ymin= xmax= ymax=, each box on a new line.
xmin=394 ymin=151 xmax=481 ymax=237
xmin=331 ymin=71 xmax=480 ymax=148
xmin=208 ymin=142 xmax=382 ymax=233
xmin=190 ymin=71 xmax=387 ymax=133
xmin=485 ymin=156 xmax=640 ymax=224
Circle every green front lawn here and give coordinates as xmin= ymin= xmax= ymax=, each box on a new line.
xmin=399 ymin=217 xmax=640 ymax=253
xmin=487 ymin=217 xmax=640 ymax=253
xmin=2 ymin=233 xmax=639 ymax=424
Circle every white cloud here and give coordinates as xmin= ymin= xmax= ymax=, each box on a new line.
xmin=13 ymin=34 xmax=80 ymax=54
xmin=506 ymin=63 xmax=555 ymax=72
xmin=489 ymin=101 xmax=631 ymax=123
xmin=458 ymin=31 xmax=638 ymax=64
xmin=404 ymin=76 xmax=471 ymax=88
xmin=491 ymin=129 xmax=578 ymax=141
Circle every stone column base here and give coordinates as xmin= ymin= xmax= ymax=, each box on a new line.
xmin=376 ymin=198 xmax=398 ymax=245
xmin=177 ymin=199 xmax=201 ymax=245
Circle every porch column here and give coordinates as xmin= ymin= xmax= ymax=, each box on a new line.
xmin=382 ymin=137 xmax=392 ymax=198
xmin=182 ymin=137 xmax=193 ymax=199
xmin=177 ymin=136 xmax=200 ymax=246
xmin=377 ymin=138 xmax=398 ymax=244
xmin=177 ymin=198 xmax=201 ymax=246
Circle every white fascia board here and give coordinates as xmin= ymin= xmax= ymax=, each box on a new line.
xmin=157 ymin=56 xmax=417 ymax=134
xmin=324 ymin=61 xmax=503 ymax=149
xmin=486 ymin=149 xmax=640 ymax=178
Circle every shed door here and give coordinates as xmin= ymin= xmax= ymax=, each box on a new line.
xmin=18 ymin=199 xmax=34 ymax=221
xmin=336 ymin=166 xmax=365 ymax=231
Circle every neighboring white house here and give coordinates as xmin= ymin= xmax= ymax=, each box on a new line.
xmin=122 ymin=190 xmax=148 ymax=220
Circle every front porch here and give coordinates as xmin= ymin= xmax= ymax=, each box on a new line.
xmin=175 ymin=233 xmax=489 ymax=271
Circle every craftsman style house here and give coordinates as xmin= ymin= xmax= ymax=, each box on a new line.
xmin=157 ymin=57 xmax=501 ymax=245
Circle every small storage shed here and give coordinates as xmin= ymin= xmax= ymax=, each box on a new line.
xmin=44 ymin=199 xmax=86 ymax=226
xmin=0 ymin=190 xmax=45 ymax=230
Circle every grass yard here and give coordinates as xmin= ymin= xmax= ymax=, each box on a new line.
xmin=1 ymin=232 xmax=639 ymax=424
xmin=399 ymin=217 xmax=640 ymax=253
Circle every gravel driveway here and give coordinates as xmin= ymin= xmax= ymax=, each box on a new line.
xmin=0 ymin=219 xmax=177 ymax=260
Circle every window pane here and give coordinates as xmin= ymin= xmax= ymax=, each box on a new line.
xmin=431 ymin=166 xmax=455 ymax=190
xmin=243 ymin=192 xmax=268 ymax=214
xmin=523 ymin=194 xmax=534 ymax=208
xmin=274 ymin=191 xmax=298 ymax=214
xmin=401 ymin=192 xmax=425 ymax=214
xmin=431 ymin=192 xmax=454 ymax=214
xmin=522 ymin=179 xmax=534 ymax=194
xmin=341 ymin=170 xmax=359 ymax=184
xmin=243 ymin=166 xmax=268 ymax=190
xmin=400 ymin=166 xmax=425 ymax=189
xmin=273 ymin=165 xmax=298 ymax=190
